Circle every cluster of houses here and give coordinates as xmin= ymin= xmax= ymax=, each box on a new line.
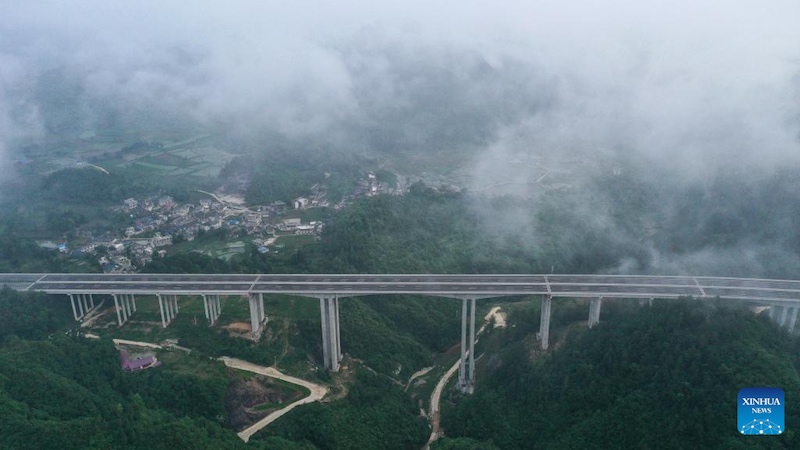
xmin=40 ymin=172 xmax=397 ymax=272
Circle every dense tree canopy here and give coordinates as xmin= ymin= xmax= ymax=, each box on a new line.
xmin=442 ymin=299 xmax=800 ymax=449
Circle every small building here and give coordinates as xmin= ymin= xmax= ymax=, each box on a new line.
xmin=158 ymin=196 xmax=174 ymax=209
xmin=119 ymin=349 xmax=160 ymax=372
xmin=123 ymin=198 xmax=138 ymax=209
xmin=293 ymin=197 xmax=309 ymax=210
xmin=173 ymin=204 xmax=192 ymax=217
xmin=295 ymin=225 xmax=315 ymax=235
xmin=151 ymin=234 xmax=173 ymax=247
xmin=282 ymin=218 xmax=301 ymax=231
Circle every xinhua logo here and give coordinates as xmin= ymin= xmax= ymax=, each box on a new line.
xmin=738 ymin=388 xmax=784 ymax=435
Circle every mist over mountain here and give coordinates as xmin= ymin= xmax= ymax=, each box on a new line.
xmin=2 ymin=0 xmax=800 ymax=276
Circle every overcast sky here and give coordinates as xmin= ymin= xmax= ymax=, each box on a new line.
xmin=2 ymin=0 xmax=800 ymax=179
xmin=0 ymin=0 xmax=800 ymax=159
xmin=3 ymin=1 xmax=800 ymax=275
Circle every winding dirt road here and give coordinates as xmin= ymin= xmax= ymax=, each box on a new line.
xmin=426 ymin=306 xmax=505 ymax=447
xmin=108 ymin=338 xmax=328 ymax=443
xmin=219 ymin=357 xmax=329 ymax=442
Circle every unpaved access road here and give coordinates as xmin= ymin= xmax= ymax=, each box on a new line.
xmin=426 ymin=306 xmax=504 ymax=447
xmin=219 ymin=357 xmax=329 ymax=442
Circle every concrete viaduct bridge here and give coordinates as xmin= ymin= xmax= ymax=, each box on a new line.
xmin=3 ymin=273 xmax=800 ymax=393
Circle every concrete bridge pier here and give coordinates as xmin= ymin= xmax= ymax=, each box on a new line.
xmin=588 ymin=297 xmax=603 ymax=328
xmin=258 ymin=294 xmax=267 ymax=325
xmin=204 ymin=294 xmax=222 ymax=325
xmin=165 ymin=295 xmax=172 ymax=323
xmin=77 ymin=293 xmax=85 ymax=319
xmin=769 ymin=306 xmax=778 ymax=321
xmin=539 ymin=295 xmax=552 ymax=350
xmin=457 ymin=297 xmax=477 ymax=394
xmin=157 ymin=294 xmax=178 ymax=328
xmin=157 ymin=294 xmax=167 ymax=327
xmin=319 ymin=296 xmax=342 ymax=372
xmin=69 ymin=294 xmax=83 ymax=321
xmin=779 ymin=306 xmax=789 ymax=328
xmin=248 ymin=293 xmax=267 ymax=334
xmin=79 ymin=294 xmax=90 ymax=317
xmin=123 ymin=294 xmax=134 ymax=318
xmin=788 ymin=307 xmax=799 ymax=333
xmin=112 ymin=294 xmax=128 ymax=326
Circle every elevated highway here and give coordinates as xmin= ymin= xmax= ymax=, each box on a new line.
xmin=3 ymin=273 xmax=800 ymax=302
xmin=3 ymin=273 xmax=799 ymax=391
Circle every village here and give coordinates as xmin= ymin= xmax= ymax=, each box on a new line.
xmin=40 ymin=171 xmax=394 ymax=272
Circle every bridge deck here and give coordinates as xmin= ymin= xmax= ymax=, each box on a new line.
xmin=1 ymin=273 xmax=799 ymax=303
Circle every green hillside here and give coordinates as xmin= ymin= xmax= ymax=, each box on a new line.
xmin=438 ymin=299 xmax=800 ymax=449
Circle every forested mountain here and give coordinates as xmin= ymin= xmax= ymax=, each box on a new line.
xmin=3 ymin=188 xmax=800 ymax=449
xmin=438 ymin=300 xmax=800 ymax=450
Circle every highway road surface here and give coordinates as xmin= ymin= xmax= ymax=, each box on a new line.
xmin=2 ymin=273 xmax=800 ymax=303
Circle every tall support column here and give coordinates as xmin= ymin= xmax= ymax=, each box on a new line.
xmin=81 ymin=294 xmax=89 ymax=315
xmin=457 ymin=298 xmax=478 ymax=393
xmin=334 ymin=296 xmax=342 ymax=362
xmin=121 ymin=295 xmax=129 ymax=322
xmin=113 ymin=294 xmax=123 ymax=326
xmin=779 ymin=306 xmax=789 ymax=327
xmin=539 ymin=295 xmax=552 ymax=350
xmin=89 ymin=294 xmax=94 ymax=309
xmin=468 ymin=297 xmax=476 ymax=393
xmin=249 ymin=294 xmax=260 ymax=334
xmin=326 ymin=296 xmax=340 ymax=371
xmin=203 ymin=295 xmax=210 ymax=320
xmin=131 ymin=294 xmax=137 ymax=313
xmin=258 ymin=293 xmax=266 ymax=323
xmin=173 ymin=295 xmax=179 ymax=314
xmin=120 ymin=295 xmax=127 ymax=318
xmin=769 ymin=306 xmax=777 ymax=321
xmin=216 ymin=295 xmax=221 ymax=319
xmin=165 ymin=295 xmax=173 ymax=322
xmin=320 ymin=297 xmax=331 ymax=370
xmin=76 ymin=293 xmax=85 ymax=318
xmin=318 ymin=296 xmax=341 ymax=372
xmin=158 ymin=294 xmax=167 ymax=328
xmin=788 ymin=307 xmax=799 ymax=333
xmin=458 ymin=298 xmax=468 ymax=388
xmin=69 ymin=294 xmax=80 ymax=321
xmin=589 ymin=297 xmax=602 ymax=328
